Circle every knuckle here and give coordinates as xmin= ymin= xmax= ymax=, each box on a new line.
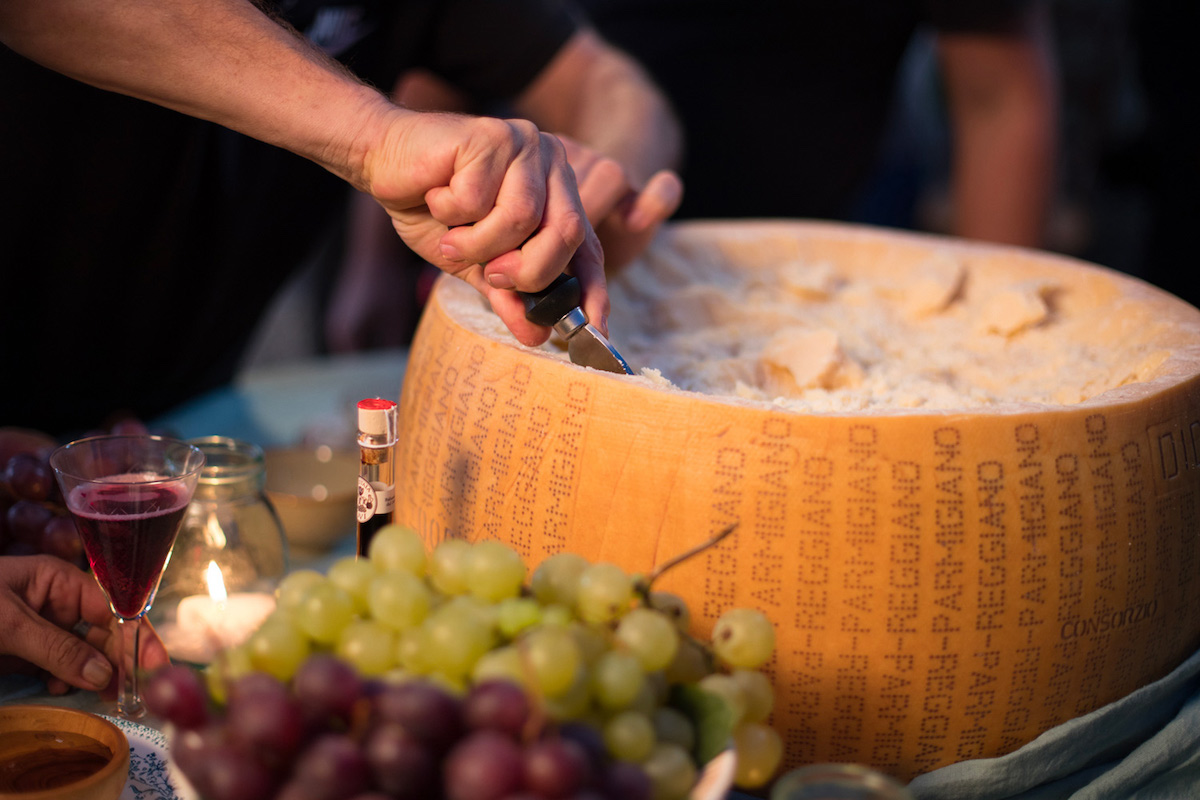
xmin=46 ymin=631 xmax=82 ymax=670
xmin=559 ymin=209 xmax=589 ymax=250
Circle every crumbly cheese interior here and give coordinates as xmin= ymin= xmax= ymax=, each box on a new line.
xmin=441 ymin=228 xmax=1188 ymax=413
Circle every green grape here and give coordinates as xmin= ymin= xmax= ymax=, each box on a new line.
xmin=697 ymin=673 xmax=747 ymax=726
xmin=368 ymin=569 xmax=433 ymax=630
xmin=496 ymin=596 xmax=542 ymax=639
xmin=614 ymin=608 xmax=680 ymax=672
xmin=336 ymin=618 xmax=397 ymax=676
xmin=643 ymin=670 xmax=670 ymax=706
xmin=247 ymin=615 xmax=311 ymax=681
xmin=395 ymin=626 xmax=432 ymax=675
xmin=529 ymin=551 xmax=588 ymax=607
xmin=641 ymin=742 xmax=697 ymax=800
xmin=590 ymin=650 xmax=645 ymax=710
xmin=627 ymin=676 xmax=660 ymax=717
xmin=575 ymin=562 xmax=633 ymax=624
xmin=422 ymin=602 xmax=495 ymax=679
xmin=276 ymin=569 xmax=325 ymax=614
xmin=648 ymin=591 xmax=692 ymax=634
xmin=471 ymin=645 xmax=526 ymax=686
xmin=568 ymin=621 xmax=610 ymax=665
xmin=603 ymin=710 xmax=656 ymax=763
xmin=326 ymin=555 xmax=376 ymax=613
xmin=651 ymin=706 xmax=695 ymax=752
xmin=296 ymin=580 xmax=357 ymax=645
xmin=539 ymin=604 xmax=574 ymax=628
xmin=428 ymin=538 xmax=472 ymax=595
xmin=366 ymin=523 xmax=428 ymax=575
xmin=664 ymin=637 xmax=710 ymax=685
xmin=730 ymin=669 xmax=774 ymax=723
xmin=205 ymin=644 xmax=254 ymax=704
xmin=542 ymin=667 xmax=592 ymax=721
xmin=711 ymin=607 xmax=775 ymax=669
xmin=520 ymin=625 xmax=583 ymax=698
xmin=439 ymin=593 xmax=500 ymax=631
xmin=732 ymin=721 xmax=784 ymax=788
xmin=465 ymin=540 xmax=527 ymax=602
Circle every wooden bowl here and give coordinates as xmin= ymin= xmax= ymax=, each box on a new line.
xmin=264 ymin=445 xmax=359 ymax=554
xmin=0 ymin=705 xmax=128 ymax=800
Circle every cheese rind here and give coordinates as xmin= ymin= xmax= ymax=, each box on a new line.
xmin=396 ymin=220 xmax=1200 ymax=781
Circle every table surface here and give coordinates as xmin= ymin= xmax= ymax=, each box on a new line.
xmin=5 ymin=348 xmax=1200 ymax=800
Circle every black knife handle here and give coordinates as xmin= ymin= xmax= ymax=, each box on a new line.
xmin=519 ymin=273 xmax=582 ymax=327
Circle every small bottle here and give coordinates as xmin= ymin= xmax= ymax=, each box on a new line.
xmin=355 ymin=398 xmax=398 ymax=556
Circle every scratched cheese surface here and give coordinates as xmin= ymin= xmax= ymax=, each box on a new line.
xmin=395 ymin=220 xmax=1200 ymax=781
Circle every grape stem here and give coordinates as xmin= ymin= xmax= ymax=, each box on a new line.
xmin=635 ymin=523 xmax=739 ymax=598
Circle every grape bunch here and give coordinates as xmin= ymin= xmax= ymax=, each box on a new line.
xmin=148 ymin=525 xmax=785 ymax=799
xmin=0 ymin=430 xmax=82 ymax=564
xmin=0 ymin=419 xmax=149 ymax=566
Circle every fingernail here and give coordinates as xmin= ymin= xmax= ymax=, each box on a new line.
xmin=487 ymin=272 xmax=514 ymax=289
xmin=82 ymin=655 xmax=112 ymax=689
xmin=440 ymin=242 xmax=462 ymax=261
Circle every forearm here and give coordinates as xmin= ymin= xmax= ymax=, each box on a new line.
xmin=0 ymin=0 xmax=396 ymax=190
xmin=948 ymin=91 xmax=1056 ymax=248
xmin=516 ymin=29 xmax=682 ymax=184
xmin=938 ymin=7 xmax=1059 ymax=247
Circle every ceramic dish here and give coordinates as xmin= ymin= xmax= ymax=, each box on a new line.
xmin=100 ymin=717 xmax=188 ymax=800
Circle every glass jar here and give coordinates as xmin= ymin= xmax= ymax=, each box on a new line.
xmin=150 ymin=436 xmax=288 ymax=664
xmin=770 ymin=764 xmax=914 ymax=800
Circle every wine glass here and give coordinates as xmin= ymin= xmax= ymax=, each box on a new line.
xmin=50 ymin=435 xmax=206 ymax=718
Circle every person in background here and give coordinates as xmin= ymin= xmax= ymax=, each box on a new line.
xmin=576 ymin=0 xmax=1059 ymax=248
xmin=0 ymin=0 xmax=681 ymax=437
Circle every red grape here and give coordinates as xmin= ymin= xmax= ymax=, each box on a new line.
xmin=2 ymin=452 xmax=53 ymax=502
xmin=372 ymin=681 xmax=464 ymax=754
xmin=602 ymin=761 xmax=653 ymax=800
xmin=203 ymin=743 xmax=279 ymax=800
xmin=464 ymin=679 xmax=532 ymax=738
xmin=6 ymin=500 xmax=52 ymax=544
xmin=523 ymin=736 xmax=591 ymax=798
xmin=40 ymin=514 xmax=84 ymax=566
xmin=226 ymin=676 xmax=306 ymax=761
xmin=292 ymin=734 xmax=371 ymax=800
xmin=364 ymin=722 xmax=438 ymax=799
xmin=144 ymin=664 xmax=210 ymax=730
xmin=292 ymin=653 xmax=363 ymax=724
xmin=444 ymin=730 xmax=526 ymax=800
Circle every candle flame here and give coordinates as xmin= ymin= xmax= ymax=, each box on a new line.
xmin=205 ymin=561 xmax=228 ymax=606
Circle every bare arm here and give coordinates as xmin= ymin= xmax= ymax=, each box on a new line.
xmin=936 ymin=3 xmax=1059 ymax=247
xmin=517 ymin=28 xmax=682 ymax=188
xmin=516 ymin=28 xmax=684 ymax=270
xmin=0 ymin=0 xmax=604 ymax=345
xmin=0 ymin=0 xmax=387 ymax=187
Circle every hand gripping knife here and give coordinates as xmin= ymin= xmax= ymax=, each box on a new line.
xmin=519 ymin=274 xmax=633 ymax=375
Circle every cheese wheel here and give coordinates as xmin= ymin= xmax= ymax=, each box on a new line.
xmin=395 ymin=220 xmax=1200 ymax=781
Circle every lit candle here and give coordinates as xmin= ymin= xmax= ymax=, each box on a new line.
xmin=163 ymin=561 xmax=276 ymax=664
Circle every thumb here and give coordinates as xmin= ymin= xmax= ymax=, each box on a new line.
xmin=8 ymin=609 xmax=114 ymax=692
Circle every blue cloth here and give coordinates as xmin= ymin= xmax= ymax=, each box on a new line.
xmin=908 ymin=646 xmax=1200 ymax=799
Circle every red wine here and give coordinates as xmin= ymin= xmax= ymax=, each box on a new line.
xmin=67 ymin=476 xmax=190 ymax=619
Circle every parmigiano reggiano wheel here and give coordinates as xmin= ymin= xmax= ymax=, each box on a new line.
xmin=395 ymin=220 xmax=1200 ymax=781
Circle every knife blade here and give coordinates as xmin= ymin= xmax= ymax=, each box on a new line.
xmin=518 ymin=274 xmax=634 ymax=375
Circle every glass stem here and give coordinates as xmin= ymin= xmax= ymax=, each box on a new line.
xmin=114 ymin=616 xmax=146 ymax=719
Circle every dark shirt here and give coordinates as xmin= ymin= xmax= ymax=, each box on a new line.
xmin=0 ymin=0 xmax=576 ymax=437
xmin=575 ymin=0 xmax=1033 ymax=221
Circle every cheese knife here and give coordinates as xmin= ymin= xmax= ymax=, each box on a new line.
xmin=519 ymin=274 xmax=634 ymax=375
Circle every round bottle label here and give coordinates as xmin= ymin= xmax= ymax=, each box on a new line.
xmin=356 ymin=474 xmax=376 ymax=523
